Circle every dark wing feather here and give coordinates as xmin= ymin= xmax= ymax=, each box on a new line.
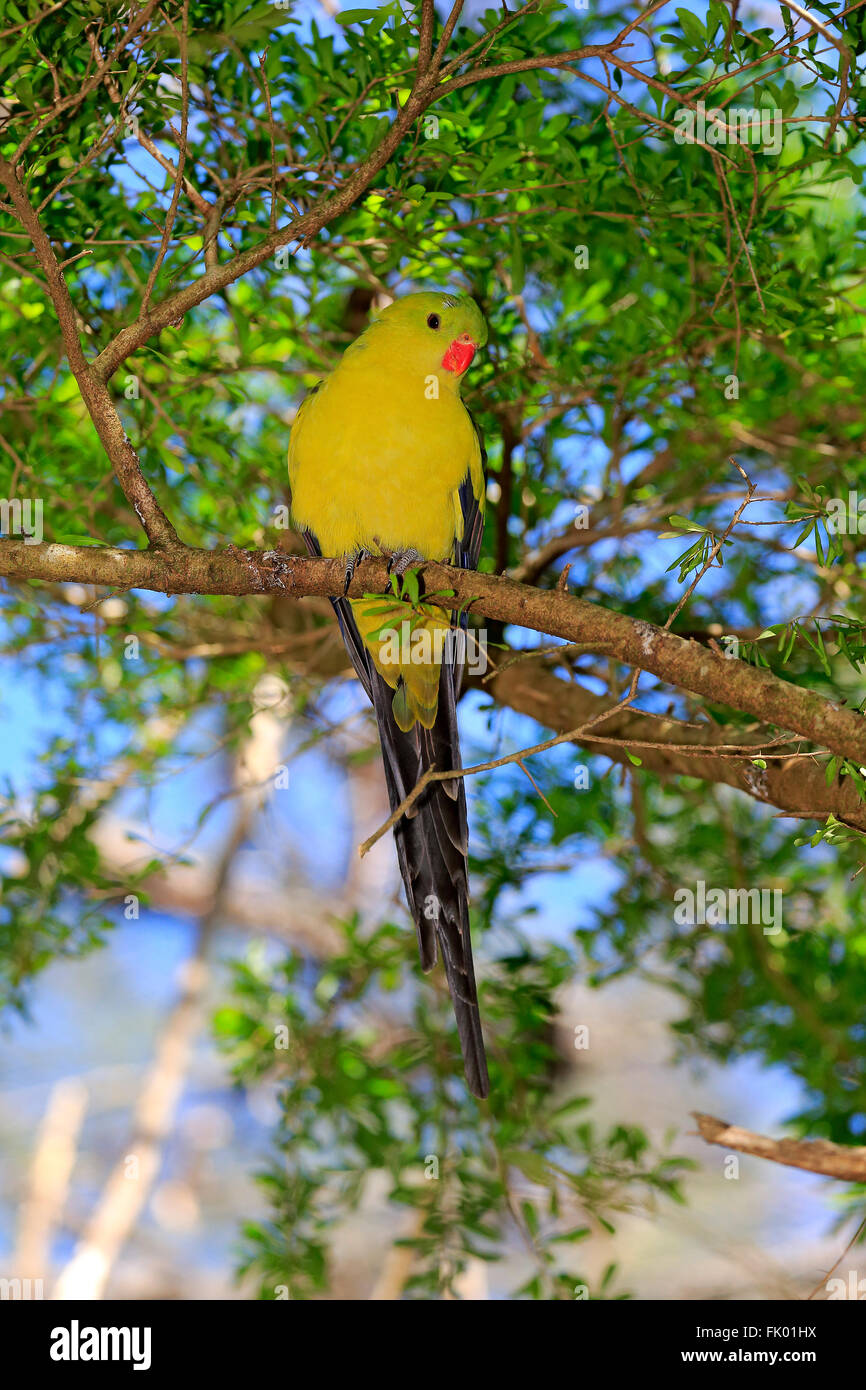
xmin=456 ymin=410 xmax=487 ymax=572
xmin=452 ymin=410 xmax=487 ymax=698
xmin=374 ymin=655 xmax=489 ymax=1099
xmin=302 ymin=528 xmax=373 ymax=701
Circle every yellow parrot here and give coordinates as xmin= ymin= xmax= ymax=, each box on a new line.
xmin=288 ymin=291 xmax=490 ymax=1097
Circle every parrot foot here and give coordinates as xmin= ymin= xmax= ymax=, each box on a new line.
xmin=386 ymin=547 xmax=425 ymax=579
xmin=343 ymin=547 xmax=373 ymax=594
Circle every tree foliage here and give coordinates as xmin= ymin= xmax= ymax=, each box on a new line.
xmin=2 ymin=0 xmax=866 ymax=1296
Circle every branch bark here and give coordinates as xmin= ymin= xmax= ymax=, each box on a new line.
xmin=0 ymin=154 xmax=181 ymax=547
xmin=14 ymin=1079 xmax=88 ymax=1282
xmin=485 ymin=659 xmax=866 ymax=832
xmin=3 ymin=539 xmax=866 ymax=771
xmin=694 ymin=1112 xmax=866 ymax=1182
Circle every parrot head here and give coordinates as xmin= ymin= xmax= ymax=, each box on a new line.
xmin=365 ymin=291 xmax=487 ymax=384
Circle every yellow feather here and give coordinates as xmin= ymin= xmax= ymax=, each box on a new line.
xmin=352 ymin=595 xmax=452 ymax=729
xmin=288 ymin=294 xmax=486 ymax=727
xmin=290 ymin=367 xmax=479 ymax=558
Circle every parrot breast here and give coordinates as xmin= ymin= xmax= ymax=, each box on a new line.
xmin=288 ymin=361 xmax=475 ymax=561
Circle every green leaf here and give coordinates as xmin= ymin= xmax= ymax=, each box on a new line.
xmin=335 ymin=8 xmax=380 ymax=23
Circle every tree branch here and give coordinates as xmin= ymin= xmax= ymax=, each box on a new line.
xmin=139 ymin=0 xmax=191 ymax=315
xmin=0 ymin=154 xmax=181 ymax=547
xmin=89 ymin=85 xmax=427 ymax=382
xmin=11 ymin=0 xmax=163 ymax=165
xmin=693 ymin=1112 xmax=866 ymax=1183
xmin=418 ymin=0 xmax=435 ymax=73
xmin=485 ymin=659 xmax=866 ymax=833
xmin=430 ymin=0 xmax=468 ymax=70
xmin=4 ymin=540 xmax=866 ymax=768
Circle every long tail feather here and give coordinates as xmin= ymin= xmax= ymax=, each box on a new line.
xmin=338 ymin=598 xmax=488 ymax=1098
xmin=302 ymin=532 xmax=488 ymax=1097
xmin=371 ymin=657 xmax=488 ymax=1098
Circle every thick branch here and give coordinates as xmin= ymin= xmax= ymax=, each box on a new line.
xmin=694 ymin=1112 xmax=866 ymax=1182
xmin=486 ymin=660 xmax=866 ymax=832
xmin=418 ymin=0 xmax=435 ymax=73
xmin=3 ymin=541 xmax=866 ymax=768
xmin=0 ymin=154 xmax=180 ymax=547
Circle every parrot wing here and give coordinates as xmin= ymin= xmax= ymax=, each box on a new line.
xmin=452 ymin=410 xmax=486 ymax=698
xmin=455 ymin=410 xmax=486 ymax=572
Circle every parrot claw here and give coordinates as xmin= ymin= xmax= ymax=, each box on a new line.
xmin=343 ymin=548 xmax=372 ymax=593
xmin=386 ymin=547 xmax=425 ymax=579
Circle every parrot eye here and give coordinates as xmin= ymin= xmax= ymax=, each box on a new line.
xmin=426 ymin=313 xmax=441 ymax=330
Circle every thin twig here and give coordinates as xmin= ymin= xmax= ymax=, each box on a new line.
xmin=141 ymin=0 xmax=190 ymax=315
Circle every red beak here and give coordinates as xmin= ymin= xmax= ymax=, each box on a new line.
xmin=442 ymin=336 xmax=476 ymax=375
